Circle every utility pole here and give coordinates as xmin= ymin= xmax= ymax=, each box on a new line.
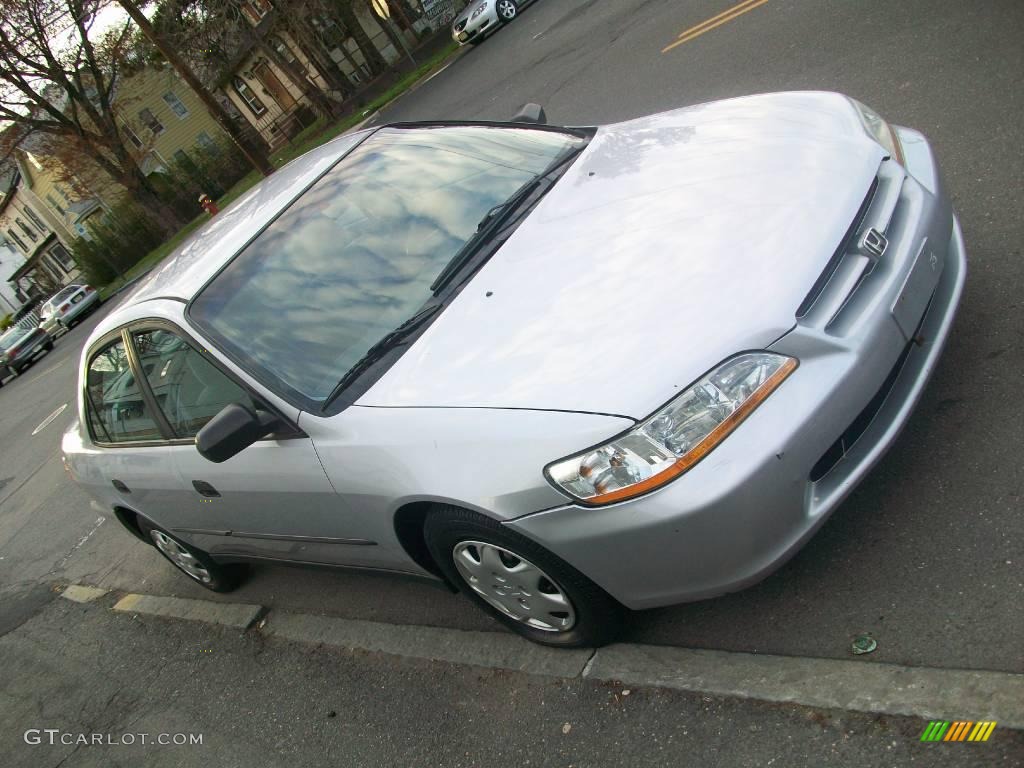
xmin=115 ymin=0 xmax=275 ymax=178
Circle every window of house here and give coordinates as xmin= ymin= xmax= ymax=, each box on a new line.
xmin=5 ymin=229 xmax=28 ymax=252
xmin=195 ymin=131 xmax=221 ymax=156
xmin=243 ymin=0 xmax=270 ymax=22
xmin=312 ymin=15 xmax=348 ymax=50
xmin=15 ymin=217 xmax=37 ymax=242
xmin=85 ymin=339 xmax=163 ymax=444
xmin=22 ymin=206 xmax=46 ymax=231
xmin=46 ymin=193 xmax=66 ymax=217
xmin=173 ymin=149 xmax=189 ymax=166
xmin=49 ymin=243 xmax=75 ymax=272
xmin=139 ymin=108 xmax=165 ymax=136
xmin=162 ymin=91 xmax=189 ymax=119
xmin=122 ymin=122 xmax=144 ymax=149
xmin=271 ymin=35 xmax=306 ymax=75
xmin=233 ymin=77 xmax=267 ymax=117
xmin=132 ymin=328 xmax=258 ymax=438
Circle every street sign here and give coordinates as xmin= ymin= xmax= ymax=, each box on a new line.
xmin=371 ymin=0 xmax=390 ymax=19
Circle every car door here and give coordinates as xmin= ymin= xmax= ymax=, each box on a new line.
xmin=81 ymin=332 xmax=179 ymax=524
xmin=126 ymin=323 xmax=390 ymax=568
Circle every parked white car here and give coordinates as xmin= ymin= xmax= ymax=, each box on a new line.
xmin=38 ymin=284 xmax=102 ymax=337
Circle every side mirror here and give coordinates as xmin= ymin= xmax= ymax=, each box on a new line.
xmin=196 ymin=403 xmax=280 ymax=463
xmin=511 ymin=103 xmax=547 ymax=125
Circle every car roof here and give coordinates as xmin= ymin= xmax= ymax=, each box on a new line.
xmin=118 ymin=130 xmax=371 ymax=310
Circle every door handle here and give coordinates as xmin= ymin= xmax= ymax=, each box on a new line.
xmin=111 ymin=479 xmax=131 ymax=494
xmin=192 ymin=480 xmax=221 ymax=498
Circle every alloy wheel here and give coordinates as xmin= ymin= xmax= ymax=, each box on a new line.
xmin=452 ymin=540 xmax=576 ymax=631
xmin=150 ymin=530 xmax=212 ymax=584
xmin=497 ymin=0 xmax=517 ymax=21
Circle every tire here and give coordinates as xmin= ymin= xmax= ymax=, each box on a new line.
xmin=44 ymin=340 xmax=54 ymax=352
xmin=424 ymin=505 xmax=624 ymax=647
xmin=495 ymin=0 xmax=518 ymax=23
xmin=137 ymin=517 xmax=247 ymax=593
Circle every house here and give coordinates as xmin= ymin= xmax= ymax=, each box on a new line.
xmin=115 ymin=66 xmax=235 ymax=179
xmin=2 ymin=64 xmax=244 ymax=299
xmin=0 ymin=162 xmax=85 ymax=301
xmin=225 ymin=0 xmax=428 ymax=149
xmin=0 ymin=242 xmax=27 ymax=313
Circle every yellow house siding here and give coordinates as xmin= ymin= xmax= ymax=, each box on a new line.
xmin=118 ymin=68 xmax=231 ymax=169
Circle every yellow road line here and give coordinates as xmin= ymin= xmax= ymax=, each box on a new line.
xmin=663 ymin=0 xmax=771 ymax=53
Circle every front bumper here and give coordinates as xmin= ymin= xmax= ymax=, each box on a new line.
xmin=452 ymin=5 xmax=499 ymax=44
xmin=507 ymin=129 xmax=967 ymax=610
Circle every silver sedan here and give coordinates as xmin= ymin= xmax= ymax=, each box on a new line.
xmin=452 ymin=0 xmax=534 ymax=45
xmin=63 ymin=93 xmax=965 ymax=647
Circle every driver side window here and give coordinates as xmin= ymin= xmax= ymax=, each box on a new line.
xmin=132 ymin=328 xmax=258 ymax=438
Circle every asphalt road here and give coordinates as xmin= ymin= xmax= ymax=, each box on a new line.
xmin=1 ymin=0 xmax=1021 ymax=675
xmin=5 ymin=598 xmax=1021 ymax=767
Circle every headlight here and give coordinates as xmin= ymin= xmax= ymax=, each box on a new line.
xmin=851 ymin=99 xmax=904 ymax=166
xmin=471 ymin=2 xmax=489 ymax=19
xmin=545 ymin=353 xmax=798 ymax=506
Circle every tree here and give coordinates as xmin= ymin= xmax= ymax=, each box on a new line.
xmin=0 ymin=0 xmax=185 ymax=236
xmin=150 ymin=0 xmax=344 ymax=119
xmin=115 ymin=0 xmax=275 ymax=175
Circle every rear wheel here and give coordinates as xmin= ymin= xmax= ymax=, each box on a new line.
xmin=424 ymin=505 xmax=624 ymax=647
xmin=496 ymin=0 xmax=518 ymax=23
xmin=44 ymin=340 xmax=54 ymax=352
xmin=137 ymin=517 xmax=247 ymax=592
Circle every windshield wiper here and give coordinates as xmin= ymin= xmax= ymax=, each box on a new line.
xmin=429 ymin=144 xmax=586 ymax=294
xmin=321 ymin=303 xmax=443 ymax=411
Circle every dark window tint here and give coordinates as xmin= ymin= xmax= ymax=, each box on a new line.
xmin=132 ymin=329 xmax=256 ymax=438
xmin=85 ymin=339 xmax=162 ymax=443
xmin=190 ymin=126 xmax=584 ymax=407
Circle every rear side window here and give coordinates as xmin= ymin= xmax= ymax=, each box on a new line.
xmin=132 ymin=328 xmax=257 ymax=438
xmin=85 ymin=339 xmax=162 ymax=444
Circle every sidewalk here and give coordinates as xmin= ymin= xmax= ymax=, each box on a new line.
xmin=2 ymin=594 xmax=1019 ymax=767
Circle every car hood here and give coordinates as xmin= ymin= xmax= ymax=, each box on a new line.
xmin=358 ymin=92 xmax=886 ymax=419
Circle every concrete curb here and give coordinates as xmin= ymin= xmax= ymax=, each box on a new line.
xmin=585 ymin=643 xmax=1024 ymax=730
xmin=265 ymin=612 xmax=592 ymax=678
xmin=82 ymin=586 xmax=1023 ymax=728
xmin=112 ymin=593 xmax=262 ymax=630
xmin=61 ymin=584 xmax=109 ymax=603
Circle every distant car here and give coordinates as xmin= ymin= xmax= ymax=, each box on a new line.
xmin=452 ymin=0 xmax=534 ymax=45
xmin=0 ymin=324 xmax=53 ymax=383
xmin=38 ymin=284 xmax=101 ymax=337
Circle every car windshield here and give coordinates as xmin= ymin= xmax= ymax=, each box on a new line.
xmin=0 ymin=326 xmax=32 ymax=350
xmin=40 ymin=287 xmax=79 ymax=319
xmin=189 ymin=125 xmax=585 ymax=408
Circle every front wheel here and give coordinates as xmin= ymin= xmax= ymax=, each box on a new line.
xmin=137 ymin=517 xmax=246 ymax=592
xmin=424 ymin=506 xmax=624 ymax=647
xmin=496 ymin=0 xmax=518 ymax=23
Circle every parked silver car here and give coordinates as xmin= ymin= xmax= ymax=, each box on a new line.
xmin=452 ymin=0 xmax=534 ymax=45
xmin=0 ymin=324 xmax=53 ymax=383
xmin=38 ymin=283 xmax=102 ymax=337
xmin=63 ymin=93 xmax=965 ymax=646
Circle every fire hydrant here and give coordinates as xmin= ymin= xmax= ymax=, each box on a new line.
xmin=198 ymin=193 xmax=219 ymax=217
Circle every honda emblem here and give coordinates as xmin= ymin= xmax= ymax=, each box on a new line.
xmin=861 ymin=228 xmax=888 ymax=259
